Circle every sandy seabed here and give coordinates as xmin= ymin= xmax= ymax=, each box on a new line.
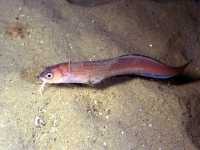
xmin=0 ymin=0 xmax=200 ymax=149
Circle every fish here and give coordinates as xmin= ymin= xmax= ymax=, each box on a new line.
xmin=38 ymin=54 xmax=188 ymax=88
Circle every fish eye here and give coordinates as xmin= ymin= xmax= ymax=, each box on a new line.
xmin=45 ymin=72 xmax=53 ymax=79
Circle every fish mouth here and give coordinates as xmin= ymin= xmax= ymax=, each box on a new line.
xmin=37 ymin=73 xmax=46 ymax=83
xmin=38 ymin=69 xmax=49 ymax=81
xmin=37 ymin=72 xmax=43 ymax=80
xmin=38 ymin=76 xmax=48 ymax=83
xmin=38 ymin=76 xmax=43 ymax=81
xmin=37 ymin=73 xmax=54 ymax=84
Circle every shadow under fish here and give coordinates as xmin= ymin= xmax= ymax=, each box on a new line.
xmin=66 ymin=0 xmax=117 ymax=7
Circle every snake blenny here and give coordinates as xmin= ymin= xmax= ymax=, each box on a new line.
xmin=38 ymin=54 xmax=188 ymax=92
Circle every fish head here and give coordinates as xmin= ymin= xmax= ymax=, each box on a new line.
xmin=38 ymin=65 xmax=65 ymax=84
xmin=39 ymin=63 xmax=90 ymax=84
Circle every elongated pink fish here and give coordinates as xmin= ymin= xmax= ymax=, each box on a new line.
xmin=38 ymin=54 xmax=188 ymax=85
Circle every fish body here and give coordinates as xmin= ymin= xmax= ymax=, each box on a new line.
xmin=39 ymin=54 xmax=188 ymax=85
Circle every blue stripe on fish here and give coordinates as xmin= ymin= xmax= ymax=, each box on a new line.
xmin=141 ymin=72 xmax=174 ymax=79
